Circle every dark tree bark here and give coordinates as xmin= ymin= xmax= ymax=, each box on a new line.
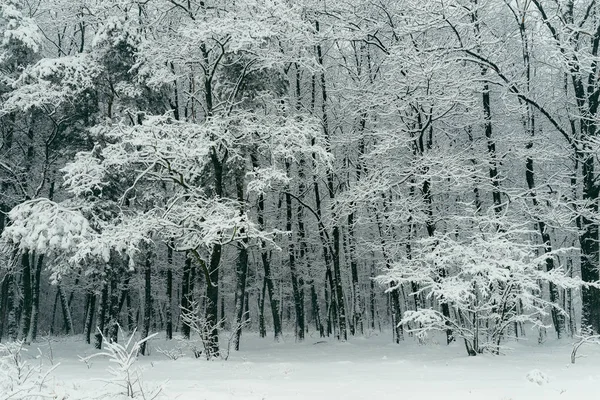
xmin=116 ymin=273 xmax=130 ymax=321
xmin=580 ymin=160 xmax=600 ymax=331
xmin=139 ymin=255 xmax=152 ymax=356
xmin=49 ymin=288 xmax=59 ymax=335
xmin=67 ymin=271 xmax=80 ymax=311
xmin=258 ymin=240 xmax=281 ymax=341
xmin=347 ymin=196 xmax=362 ymax=335
xmin=127 ymin=292 xmax=134 ymax=332
xmin=233 ymin=241 xmax=248 ymax=350
xmin=369 ymin=262 xmax=376 ymax=331
xmin=18 ymin=251 xmax=32 ymax=341
xmin=0 ymin=276 xmax=8 ymax=341
xmin=6 ymin=274 xmax=17 ymax=340
xmin=310 ymin=282 xmax=324 ymax=337
xmin=94 ymin=280 xmax=108 ymax=349
xmin=233 ymin=170 xmax=249 ymax=350
xmin=258 ymin=277 xmax=267 ymax=338
xmin=205 ymin=243 xmax=221 ymax=358
xmin=107 ymin=270 xmax=120 ymax=343
xmin=166 ymin=243 xmax=173 ymax=340
xmin=180 ymin=256 xmax=192 ymax=339
xmin=83 ymin=292 xmax=95 ymax=344
xmin=58 ymin=284 xmax=73 ymax=335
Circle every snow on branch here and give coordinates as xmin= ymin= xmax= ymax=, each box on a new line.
xmin=0 ymin=0 xmax=42 ymax=56
xmin=61 ymin=148 xmax=108 ymax=197
xmin=160 ymin=191 xmax=276 ymax=251
xmin=2 ymin=198 xmax=92 ymax=255
xmin=2 ymin=53 xmax=102 ymax=112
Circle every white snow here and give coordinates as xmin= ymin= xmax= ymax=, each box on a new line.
xmin=526 ymin=369 xmax=549 ymax=386
xmin=15 ymin=331 xmax=600 ymax=400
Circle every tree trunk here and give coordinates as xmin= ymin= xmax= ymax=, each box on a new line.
xmin=580 ymin=160 xmax=600 ymax=332
xmin=0 ymin=276 xmax=8 ymax=341
xmin=259 ymin=244 xmax=281 ymax=341
xmin=50 ymin=288 xmax=59 ymax=335
xmin=18 ymin=251 xmax=32 ymax=341
xmin=331 ymin=225 xmax=347 ymax=340
xmin=139 ymin=256 xmax=152 ymax=356
xmin=310 ymin=282 xmax=324 ymax=337
xmin=347 ymin=214 xmax=361 ymax=336
xmin=58 ymin=284 xmax=73 ymax=335
xmin=258 ymin=277 xmax=267 ymax=338
xmin=116 ymin=272 xmax=130 ymax=327
xmin=126 ymin=292 xmax=134 ymax=332
xmin=181 ymin=256 xmax=192 ymax=339
xmin=6 ymin=274 xmax=17 ymax=340
xmin=233 ymin=242 xmax=248 ymax=351
xmin=66 ymin=271 xmax=80 ymax=315
xmin=205 ymin=243 xmax=221 ymax=358
xmin=233 ymin=170 xmax=249 ymax=350
xmin=166 ymin=244 xmax=173 ymax=340
xmin=369 ymin=262 xmax=376 ymax=331
xmin=108 ymin=271 xmax=119 ymax=342
xmin=94 ymin=281 xmax=108 ymax=349
xmin=324 ymin=269 xmax=335 ymax=337
xmin=84 ymin=292 xmax=95 ymax=344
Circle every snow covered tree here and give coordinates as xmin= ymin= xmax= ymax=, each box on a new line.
xmin=378 ymin=215 xmax=584 ymax=355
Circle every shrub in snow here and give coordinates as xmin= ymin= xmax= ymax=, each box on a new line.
xmin=0 ymin=340 xmax=62 ymax=399
xmin=180 ymin=301 xmax=216 ymax=360
xmin=378 ymin=223 xmax=586 ymax=356
xmin=79 ymin=328 xmax=164 ymax=399
xmin=155 ymin=346 xmax=185 ymax=361
xmin=180 ymin=300 xmax=247 ymax=360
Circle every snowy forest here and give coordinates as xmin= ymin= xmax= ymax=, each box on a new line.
xmin=3 ymin=0 xmax=600 ymax=397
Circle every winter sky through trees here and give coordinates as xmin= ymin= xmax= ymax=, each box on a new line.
xmin=3 ymin=0 xmax=600 ymax=398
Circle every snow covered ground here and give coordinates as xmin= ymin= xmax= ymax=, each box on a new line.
xmin=8 ymin=331 xmax=600 ymax=399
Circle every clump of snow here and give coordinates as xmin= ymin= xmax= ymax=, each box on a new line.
xmin=526 ymin=369 xmax=549 ymax=386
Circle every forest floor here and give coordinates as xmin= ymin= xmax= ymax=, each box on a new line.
xmin=8 ymin=330 xmax=600 ymax=399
